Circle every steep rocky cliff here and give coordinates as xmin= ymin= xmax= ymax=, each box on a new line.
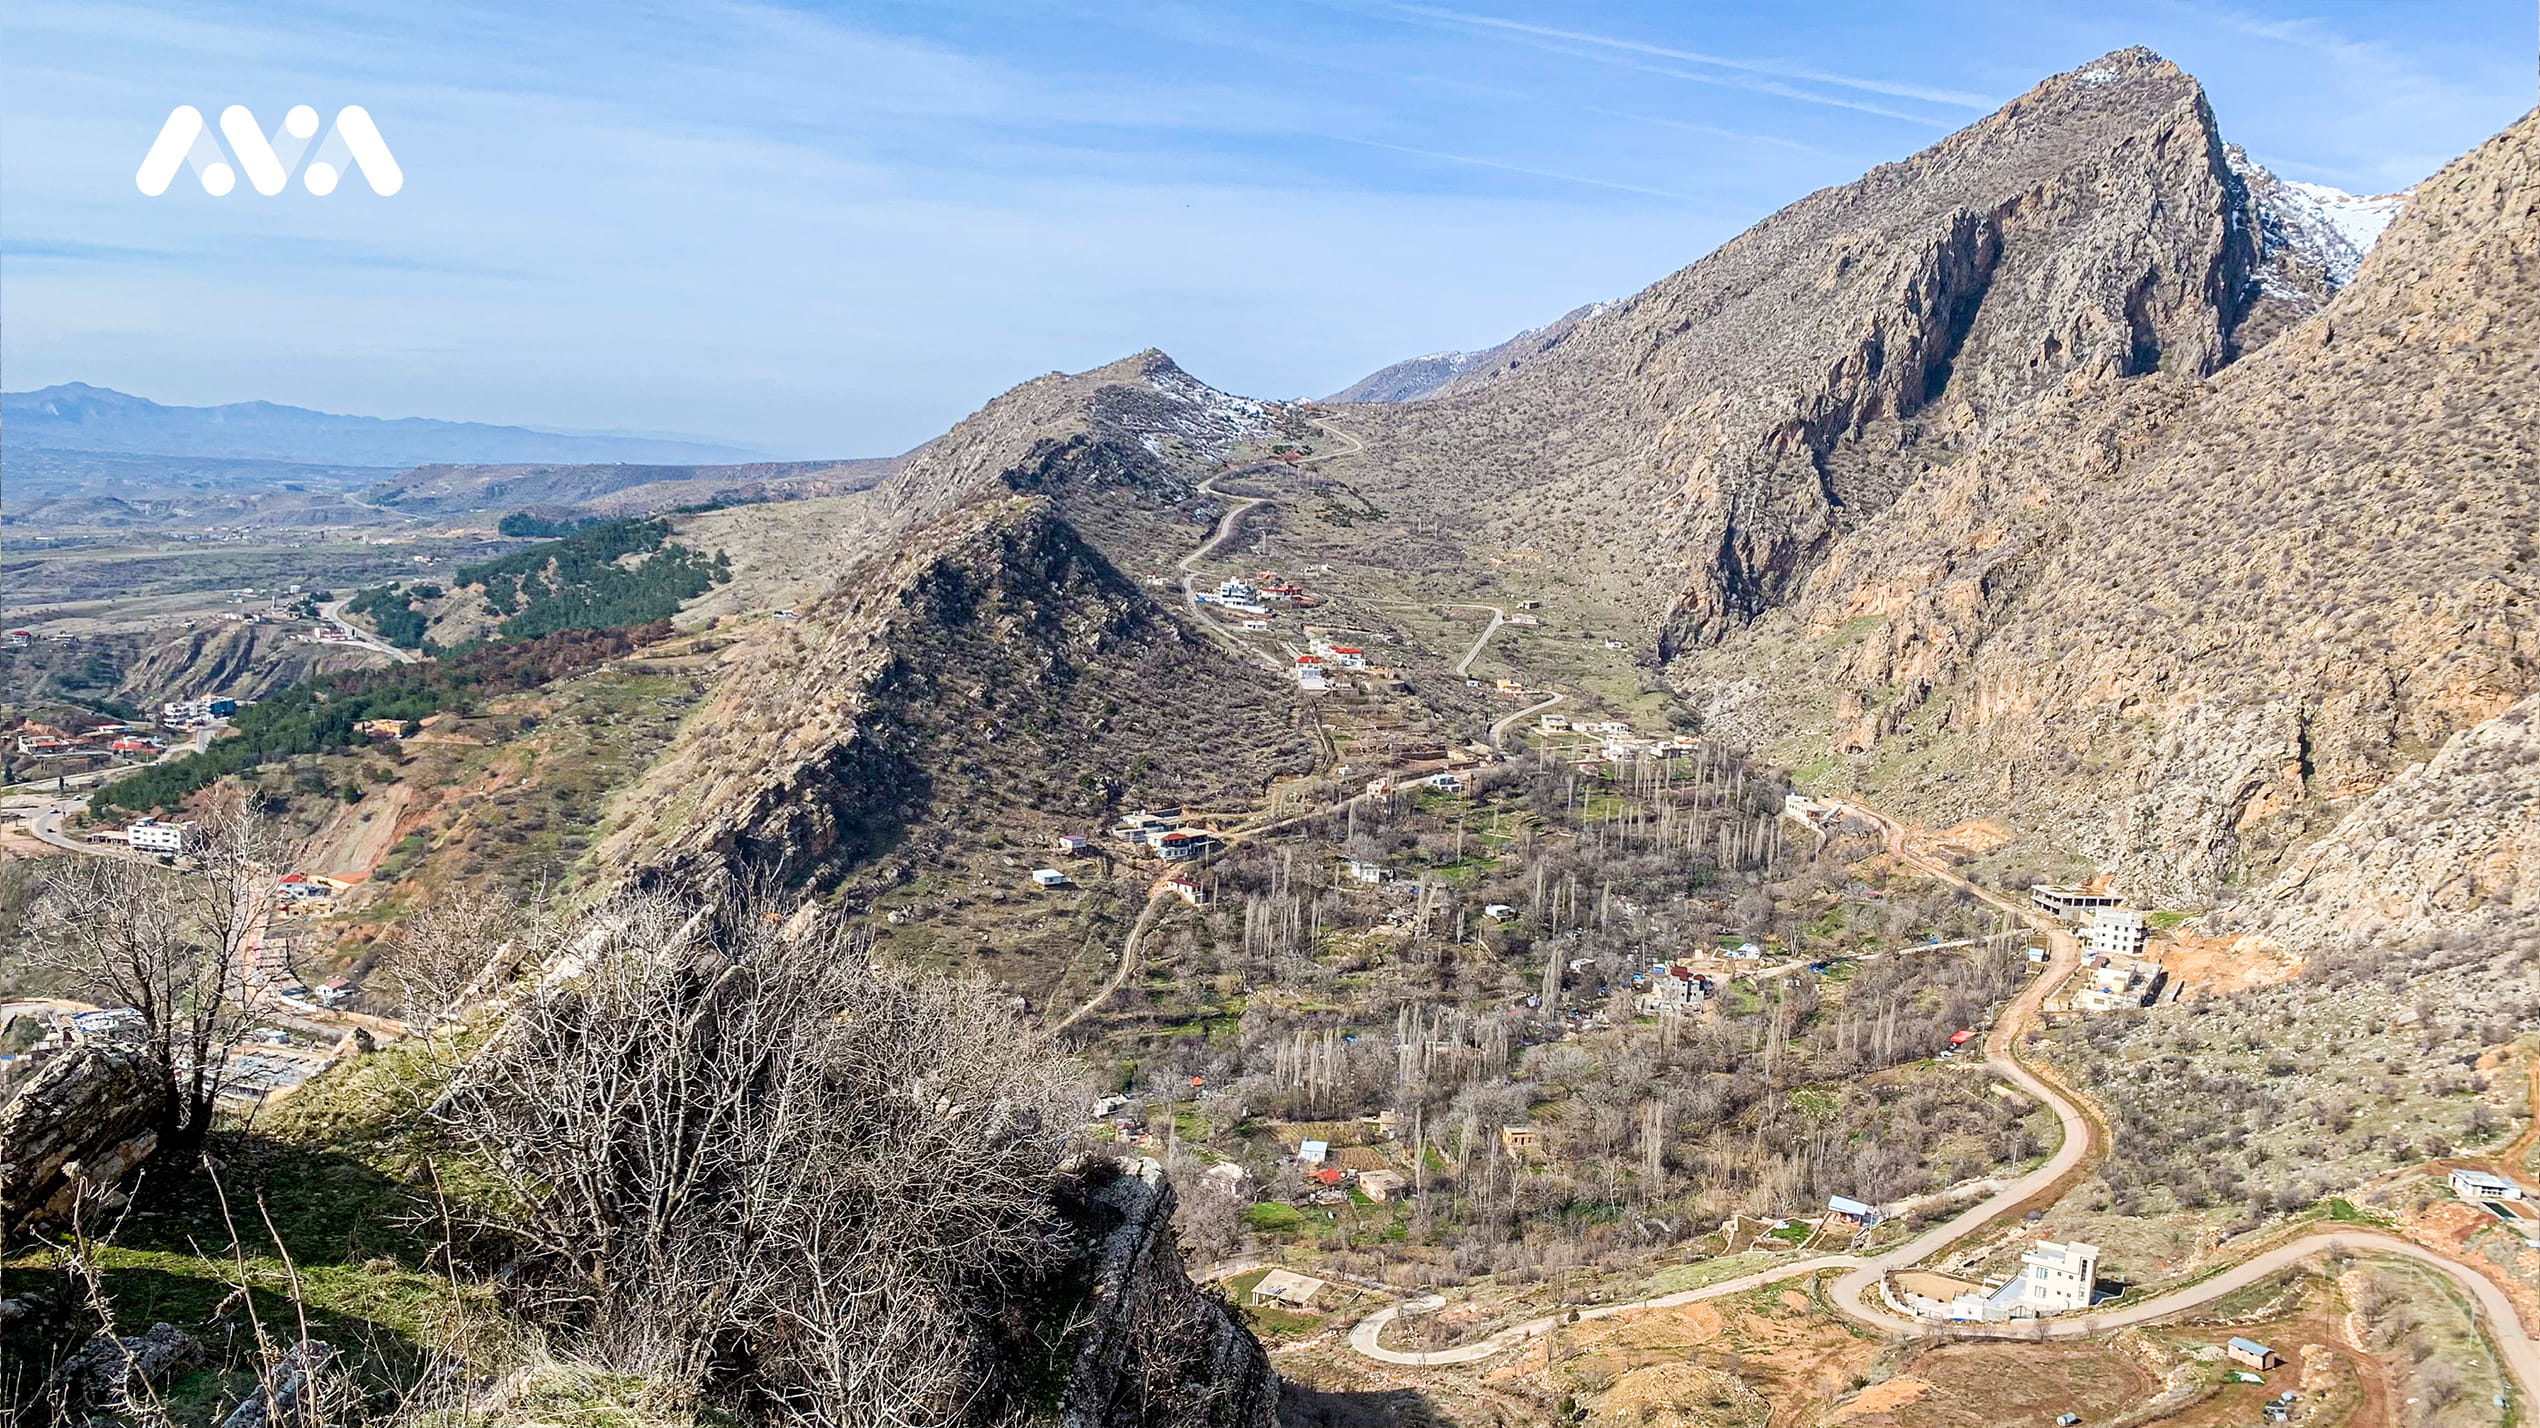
xmin=1336 ymin=50 xmax=2282 ymax=642
xmin=2213 ymin=696 xmax=2539 ymax=951
xmin=1676 ymin=109 xmax=2537 ymax=906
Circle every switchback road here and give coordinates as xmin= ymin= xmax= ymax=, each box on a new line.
xmin=1346 ymin=796 xmax=2537 ymax=1422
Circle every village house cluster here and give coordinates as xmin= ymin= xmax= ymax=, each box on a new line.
xmin=1536 ymin=712 xmax=1705 ymax=771
xmin=1103 ymin=807 xmax=1222 ymax=862
xmin=14 ymin=720 xmax=171 ymax=762
xmin=2031 ymin=883 xmax=2169 ymax=1016
xmin=1294 ymin=630 xmax=1385 ymax=693
xmin=1192 ymin=571 xmax=1323 ymax=623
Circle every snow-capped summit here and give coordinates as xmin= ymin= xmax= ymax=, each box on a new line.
xmin=2227 ymin=145 xmax=2410 ymax=290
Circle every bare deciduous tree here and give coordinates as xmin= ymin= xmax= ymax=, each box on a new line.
xmin=28 ymin=797 xmax=285 ymax=1161
xmin=439 ymin=891 xmax=1093 ymax=1424
xmin=380 ymin=882 xmax=538 ymax=1026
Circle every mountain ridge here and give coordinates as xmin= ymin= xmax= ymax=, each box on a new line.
xmin=1329 ymin=108 xmax=2409 ymax=410
xmin=3 ymin=382 xmax=772 ymax=467
xmin=1671 ymin=105 xmax=2537 ymax=906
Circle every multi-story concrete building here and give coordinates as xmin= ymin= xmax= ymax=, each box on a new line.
xmin=127 ymin=818 xmax=201 ymax=854
xmin=2031 ymin=884 xmax=2121 ymax=920
xmin=2083 ymin=908 xmax=2149 ymax=960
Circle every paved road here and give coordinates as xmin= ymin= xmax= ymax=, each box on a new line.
xmin=1345 ymin=797 xmax=2538 ymax=1418
xmin=315 ymin=599 xmax=423 ymax=665
xmin=1488 ymin=691 xmax=1564 ymax=751
xmin=1354 ymin=1225 xmax=2539 ymax=1411
xmin=0 ymin=997 xmax=101 ymax=1026
xmin=25 ymin=801 xmax=154 ymax=860
xmin=1444 ymin=604 xmax=1507 ymax=678
xmin=1175 ymin=419 xmax=1367 ymax=676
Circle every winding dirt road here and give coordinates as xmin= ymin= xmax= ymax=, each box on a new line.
xmin=1345 ymin=796 xmax=2539 ymax=1422
xmin=1488 ymin=691 xmax=1564 ymax=752
xmin=1176 ymin=417 xmax=1367 ymax=676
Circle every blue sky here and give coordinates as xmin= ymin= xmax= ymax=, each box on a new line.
xmin=3 ymin=1 xmax=2530 ymax=457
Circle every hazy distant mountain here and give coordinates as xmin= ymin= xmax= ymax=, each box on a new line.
xmin=1 ymin=444 xmax=394 ymax=496
xmin=364 ymin=455 xmax=902 ymax=517
xmin=2 ymin=383 xmax=771 ymax=467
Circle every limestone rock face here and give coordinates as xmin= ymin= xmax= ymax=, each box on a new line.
xmin=1 ymin=1045 xmax=167 ymax=1236
xmin=1340 ymin=49 xmax=2274 ymax=641
xmin=2215 ymin=697 xmax=2540 ymax=950
xmin=1319 ymin=56 xmax=2530 ymax=919
xmin=1057 ymin=1162 xmax=1275 ymax=1428
xmin=1675 ymin=110 xmax=2537 ymax=907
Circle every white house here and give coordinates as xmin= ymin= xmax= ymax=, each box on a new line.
xmin=161 ymin=696 xmax=238 ymax=724
xmin=2451 ymin=1168 xmax=2523 ymax=1201
xmin=1031 ymin=868 xmax=1072 ymax=888
xmin=1910 ymin=1240 xmax=2100 ymax=1322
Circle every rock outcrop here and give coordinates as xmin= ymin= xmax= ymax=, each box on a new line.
xmin=1 ymin=1045 xmax=168 ymax=1237
xmin=2215 ymin=696 xmax=2540 ymax=950
xmin=49 ymin=1322 xmax=206 ymax=1424
xmin=1057 ymin=1161 xmax=1276 ymax=1428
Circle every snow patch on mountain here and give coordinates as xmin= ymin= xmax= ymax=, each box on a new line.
xmin=1324 ymin=299 xmax=1626 ymax=404
xmin=2227 ymin=145 xmax=2410 ymax=290
xmin=1109 ymin=359 xmax=1270 ymax=460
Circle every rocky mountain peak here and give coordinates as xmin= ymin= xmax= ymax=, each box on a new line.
xmin=1335 ymin=46 xmax=2270 ymax=648
xmin=876 ymin=350 xmax=1266 ymax=527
